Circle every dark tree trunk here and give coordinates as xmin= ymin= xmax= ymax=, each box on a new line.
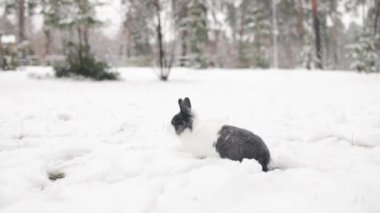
xmin=238 ymin=10 xmax=246 ymax=66
xmin=298 ymin=0 xmax=305 ymax=40
xmin=18 ymin=0 xmax=27 ymax=62
xmin=176 ymin=1 xmax=189 ymax=67
xmin=156 ymin=5 xmax=164 ymax=69
xmin=77 ymin=26 xmax=83 ymax=63
xmin=332 ymin=0 xmax=339 ymax=68
xmin=0 ymin=34 xmax=4 ymax=70
xmin=18 ymin=0 xmax=26 ymax=42
xmin=311 ymin=0 xmax=323 ymax=69
xmin=44 ymin=28 xmax=51 ymax=57
xmin=153 ymin=0 xmax=168 ymax=81
xmin=375 ymin=0 xmax=380 ymax=36
xmin=181 ymin=30 xmax=188 ymax=66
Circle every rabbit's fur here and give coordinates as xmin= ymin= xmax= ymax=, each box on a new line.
xmin=171 ymin=97 xmax=271 ymax=172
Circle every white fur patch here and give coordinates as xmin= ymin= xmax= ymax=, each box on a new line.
xmin=178 ymin=115 xmax=222 ymax=158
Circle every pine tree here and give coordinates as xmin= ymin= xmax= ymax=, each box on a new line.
xmin=300 ymin=39 xmax=314 ymax=69
xmin=41 ymin=0 xmax=119 ymax=80
xmin=172 ymin=0 xmax=190 ymax=66
xmin=348 ymin=30 xmax=378 ymax=73
xmin=234 ymin=0 xmax=270 ymax=68
xmin=188 ymin=0 xmax=208 ymax=68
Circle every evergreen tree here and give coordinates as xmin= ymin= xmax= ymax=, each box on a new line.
xmin=233 ymin=0 xmax=270 ymax=68
xmin=172 ymin=0 xmax=190 ymax=66
xmin=277 ymin=0 xmax=302 ymax=68
xmin=188 ymin=0 xmax=208 ymax=68
xmin=348 ymin=30 xmax=378 ymax=73
xmin=41 ymin=0 xmax=118 ymax=80
xmin=299 ymin=37 xmax=314 ymax=69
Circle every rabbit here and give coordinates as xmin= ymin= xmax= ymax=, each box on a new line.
xmin=171 ymin=97 xmax=271 ymax=172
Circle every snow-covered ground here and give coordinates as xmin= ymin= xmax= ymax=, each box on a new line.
xmin=1 ymin=67 xmax=380 ymax=213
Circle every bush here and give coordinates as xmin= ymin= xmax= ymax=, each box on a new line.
xmin=54 ymin=51 xmax=119 ymax=81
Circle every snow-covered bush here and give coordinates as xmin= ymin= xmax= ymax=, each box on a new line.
xmin=54 ymin=44 xmax=119 ymax=81
xmin=54 ymin=56 xmax=119 ymax=81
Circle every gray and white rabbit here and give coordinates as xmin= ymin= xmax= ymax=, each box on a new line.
xmin=171 ymin=97 xmax=271 ymax=172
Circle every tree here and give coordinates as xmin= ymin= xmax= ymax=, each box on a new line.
xmin=374 ymin=0 xmax=380 ymax=36
xmin=311 ymin=0 xmax=323 ymax=69
xmin=39 ymin=0 xmax=60 ymax=59
xmin=277 ymin=0 xmax=303 ymax=68
xmin=0 ymin=0 xmax=38 ymax=65
xmin=188 ymin=0 xmax=209 ymax=68
xmin=331 ymin=0 xmax=340 ymax=67
xmin=41 ymin=0 xmax=118 ymax=80
xmin=172 ymin=0 xmax=190 ymax=66
xmin=121 ymin=0 xmax=154 ymax=61
xmin=153 ymin=0 xmax=170 ymax=80
xmin=223 ymin=0 xmax=270 ymax=68
xmin=348 ymin=30 xmax=378 ymax=73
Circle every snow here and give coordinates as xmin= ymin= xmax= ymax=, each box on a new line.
xmin=0 ymin=35 xmax=16 ymax=44
xmin=1 ymin=67 xmax=380 ymax=213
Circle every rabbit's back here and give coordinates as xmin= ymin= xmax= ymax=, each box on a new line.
xmin=215 ymin=125 xmax=270 ymax=171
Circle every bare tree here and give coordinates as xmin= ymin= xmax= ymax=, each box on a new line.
xmin=151 ymin=0 xmax=174 ymax=81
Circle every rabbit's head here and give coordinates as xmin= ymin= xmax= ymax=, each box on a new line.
xmin=171 ymin=97 xmax=193 ymax=135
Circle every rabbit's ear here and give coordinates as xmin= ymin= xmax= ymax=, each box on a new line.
xmin=183 ymin=97 xmax=191 ymax=110
xmin=178 ymin=98 xmax=183 ymax=111
xmin=178 ymin=97 xmax=191 ymax=114
xmin=180 ymin=97 xmax=191 ymax=114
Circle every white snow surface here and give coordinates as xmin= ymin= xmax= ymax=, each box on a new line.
xmin=1 ymin=67 xmax=380 ymax=213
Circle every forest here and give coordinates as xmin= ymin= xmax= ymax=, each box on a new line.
xmin=0 ymin=0 xmax=379 ymax=75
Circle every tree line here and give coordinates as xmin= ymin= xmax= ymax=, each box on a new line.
xmin=0 ymin=0 xmax=379 ymax=79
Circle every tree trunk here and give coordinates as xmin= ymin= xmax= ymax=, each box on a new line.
xmin=84 ymin=28 xmax=89 ymax=50
xmin=298 ymin=0 xmax=305 ymax=40
xmin=375 ymin=0 xmax=380 ymax=36
xmin=238 ymin=10 xmax=246 ymax=66
xmin=311 ymin=0 xmax=323 ymax=69
xmin=180 ymin=4 xmax=188 ymax=67
xmin=18 ymin=0 xmax=27 ymax=62
xmin=181 ymin=30 xmax=188 ymax=66
xmin=77 ymin=26 xmax=83 ymax=63
xmin=18 ymin=0 xmax=26 ymax=42
xmin=272 ymin=0 xmax=278 ymax=68
xmin=44 ymin=28 xmax=51 ymax=57
xmin=332 ymin=0 xmax=339 ymax=68
xmin=0 ymin=33 xmax=4 ymax=70
xmin=154 ymin=0 xmax=168 ymax=81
